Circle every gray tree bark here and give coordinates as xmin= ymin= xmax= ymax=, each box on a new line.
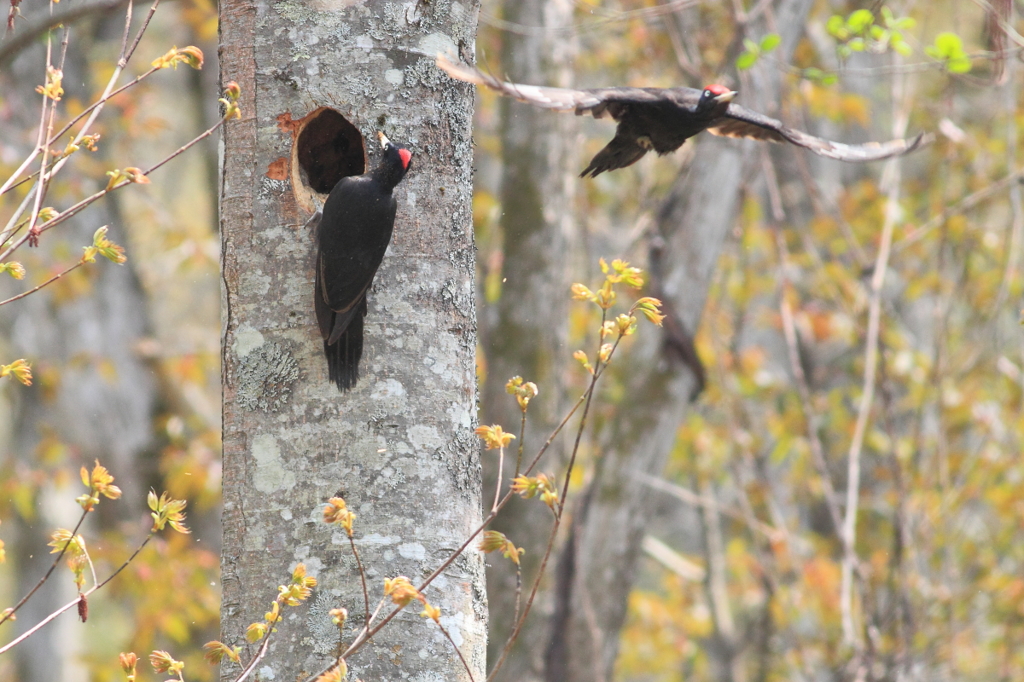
xmin=548 ymin=2 xmax=815 ymax=680
xmin=479 ymin=0 xmax=577 ymax=680
xmin=218 ymin=1 xmax=484 ymax=681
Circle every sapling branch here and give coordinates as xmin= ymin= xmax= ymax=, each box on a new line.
xmin=233 ymin=611 xmax=281 ymax=682
xmin=1 ymin=225 xmax=126 ymax=307
xmin=332 ymin=597 xmax=388 ymax=664
xmin=3 ymin=156 xmax=63 ymax=197
xmin=19 ymin=9 xmax=68 ymax=249
xmin=304 ymin=392 xmax=598 ymax=682
xmin=0 ymin=258 xmax=85 ymax=307
xmin=0 ymin=0 xmax=131 ymax=200
xmin=0 ymin=62 xmax=170 ymax=200
xmin=514 ymin=411 xmax=527 ymax=476
xmin=435 ymin=620 xmax=477 ymax=682
xmin=0 ymin=0 xmax=206 ymax=270
xmin=0 ymin=507 xmax=88 ymax=627
xmin=25 ymin=17 xmax=61 ymax=249
xmin=40 ymin=62 xmax=165 ymax=163
xmin=311 ymin=381 xmax=591 ymax=679
xmin=226 ymin=565 xmax=316 ymax=682
xmin=0 ymin=114 xmax=229 ymax=263
xmin=493 ymin=442 xmax=506 ymax=512
xmin=303 ymin=395 xmax=593 ymax=679
xmin=0 ymin=533 xmax=154 ymax=654
xmin=348 ymin=535 xmax=371 ymax=633
xmin=303 ymin=266 xmax=660 ymax=682
xmin=487 ymin=265 xmax=656 ymax=680
xmin=1 ymin=466 xmax=183 ymax=655
xmin=487 ymin=317 xmax=622 ymax=682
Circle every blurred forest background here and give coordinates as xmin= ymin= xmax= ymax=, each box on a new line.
xmin=2 ymin=0 xmax=1023 ymax=681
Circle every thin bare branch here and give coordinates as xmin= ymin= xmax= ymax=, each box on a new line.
xmin=435 ymin=620 xmax=477 ymax=682
xmin=348 ymin=535 xmax=371 ymax=634
xmin=993 ymin=56 xmax=1023 ymax=309
xmin=0 ymin=0 xmax=129 ymax=67
xmin=493 ymin=444 xmax=505 ymax=512
xmin=0 ymin=532 xmax=153 ymax=654
xmin=0 ymin=0 xmax=165 ymax=244
xmin=699 ymin=480 xmax=737 ymax=643
xmin=123 ymin=0 xmax=161 ymax=65
xmin=0 ymin=508 xmax=89 ymax=627
xmin=773 ymin=234 xmax=845 ymax=536
xmin=895 ymin=167 xmax=1024 ymax=253
xmin=233 ymin=612 xmax=280 ymax=682
xmin=0 ymin=117 xmax=227 ymax=263
xmin=840 ymin=71 xmax=909 ymax=650
xmin=0 ymin=259 xmax=86 ymax=307
xmin=511 ymin=565 xmax=522 ymax=632
xmin=638 ymin=473 xmax=795 ymax=546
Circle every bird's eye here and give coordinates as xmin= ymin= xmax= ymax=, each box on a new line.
xmin=704 ymin=90 xmax=712 ymax=98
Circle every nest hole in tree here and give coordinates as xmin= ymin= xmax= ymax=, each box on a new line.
xmin=295 ymin=108 xmax=365 ymax=195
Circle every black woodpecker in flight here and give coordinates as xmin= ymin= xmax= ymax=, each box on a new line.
xmin=437 ymin=55 xmax=928 ymax=177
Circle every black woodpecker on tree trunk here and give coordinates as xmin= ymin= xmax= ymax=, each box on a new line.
xmin=315 ymin=131 xmax=412 ymax=391
xmin=437 ymin=55 xmax=930 ymax=176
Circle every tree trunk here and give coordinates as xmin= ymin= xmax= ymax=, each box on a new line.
xmin=548 ymin=2 xmax=814 ymax=679
xmin=218 ymin=2 xmax=483 ymax=681
xmin=479 ymin=0 xmax=577 ymax=680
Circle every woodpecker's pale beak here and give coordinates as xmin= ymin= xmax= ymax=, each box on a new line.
xmin=377 ymin=131 xmax=391 ymax=149
xmin=714 ymin=90 xmax=737 ymax=103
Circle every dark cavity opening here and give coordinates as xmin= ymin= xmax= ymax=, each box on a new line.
xmin=296 ymin=109 xmax=365 ymax=194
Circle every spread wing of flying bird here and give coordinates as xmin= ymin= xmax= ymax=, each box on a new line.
xmin=437 ymin=55 xmax=930 ymax=177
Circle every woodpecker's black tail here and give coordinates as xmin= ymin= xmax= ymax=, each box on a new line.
xmin=324 ymin=313 xmax=364 ymax=391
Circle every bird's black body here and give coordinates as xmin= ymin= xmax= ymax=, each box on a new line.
xmin=576 ymin=86 xmax=734 ymax=176
xmin=437 ymin=56 xmax=929 ymax=176
xmin=315 ymin=133 xmax=412 ymax=391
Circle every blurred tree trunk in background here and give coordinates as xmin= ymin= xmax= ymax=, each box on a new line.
xmin=479 ymin=0 xmax=577 ymax=680
xmin=546 ymin=2 xmax=814 ymax=680
xmin=0 ymin=13 xmax=160 ymax=682
xmin=218 ymin=1 xmax=483 ymax=680
xmin=5 ymin=207 xmax=155 ymax=682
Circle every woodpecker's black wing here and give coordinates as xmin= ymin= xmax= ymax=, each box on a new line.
xmin=315 ymin=258 xmax=367 ymax=391
xmin=315 ymin=174 xmax=397 ymax=390
xmin=579 ymin=131 xmax=650 ymax=178
xmin=709 ymin=103 xmax=929 ymax=162
xmin=316 ymin=176 xmax=396 ymax=333
xmin=437 ymin=54 xmax=658 ymax=115
xmin=315 ymin=247 xmax=376 ymax=345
